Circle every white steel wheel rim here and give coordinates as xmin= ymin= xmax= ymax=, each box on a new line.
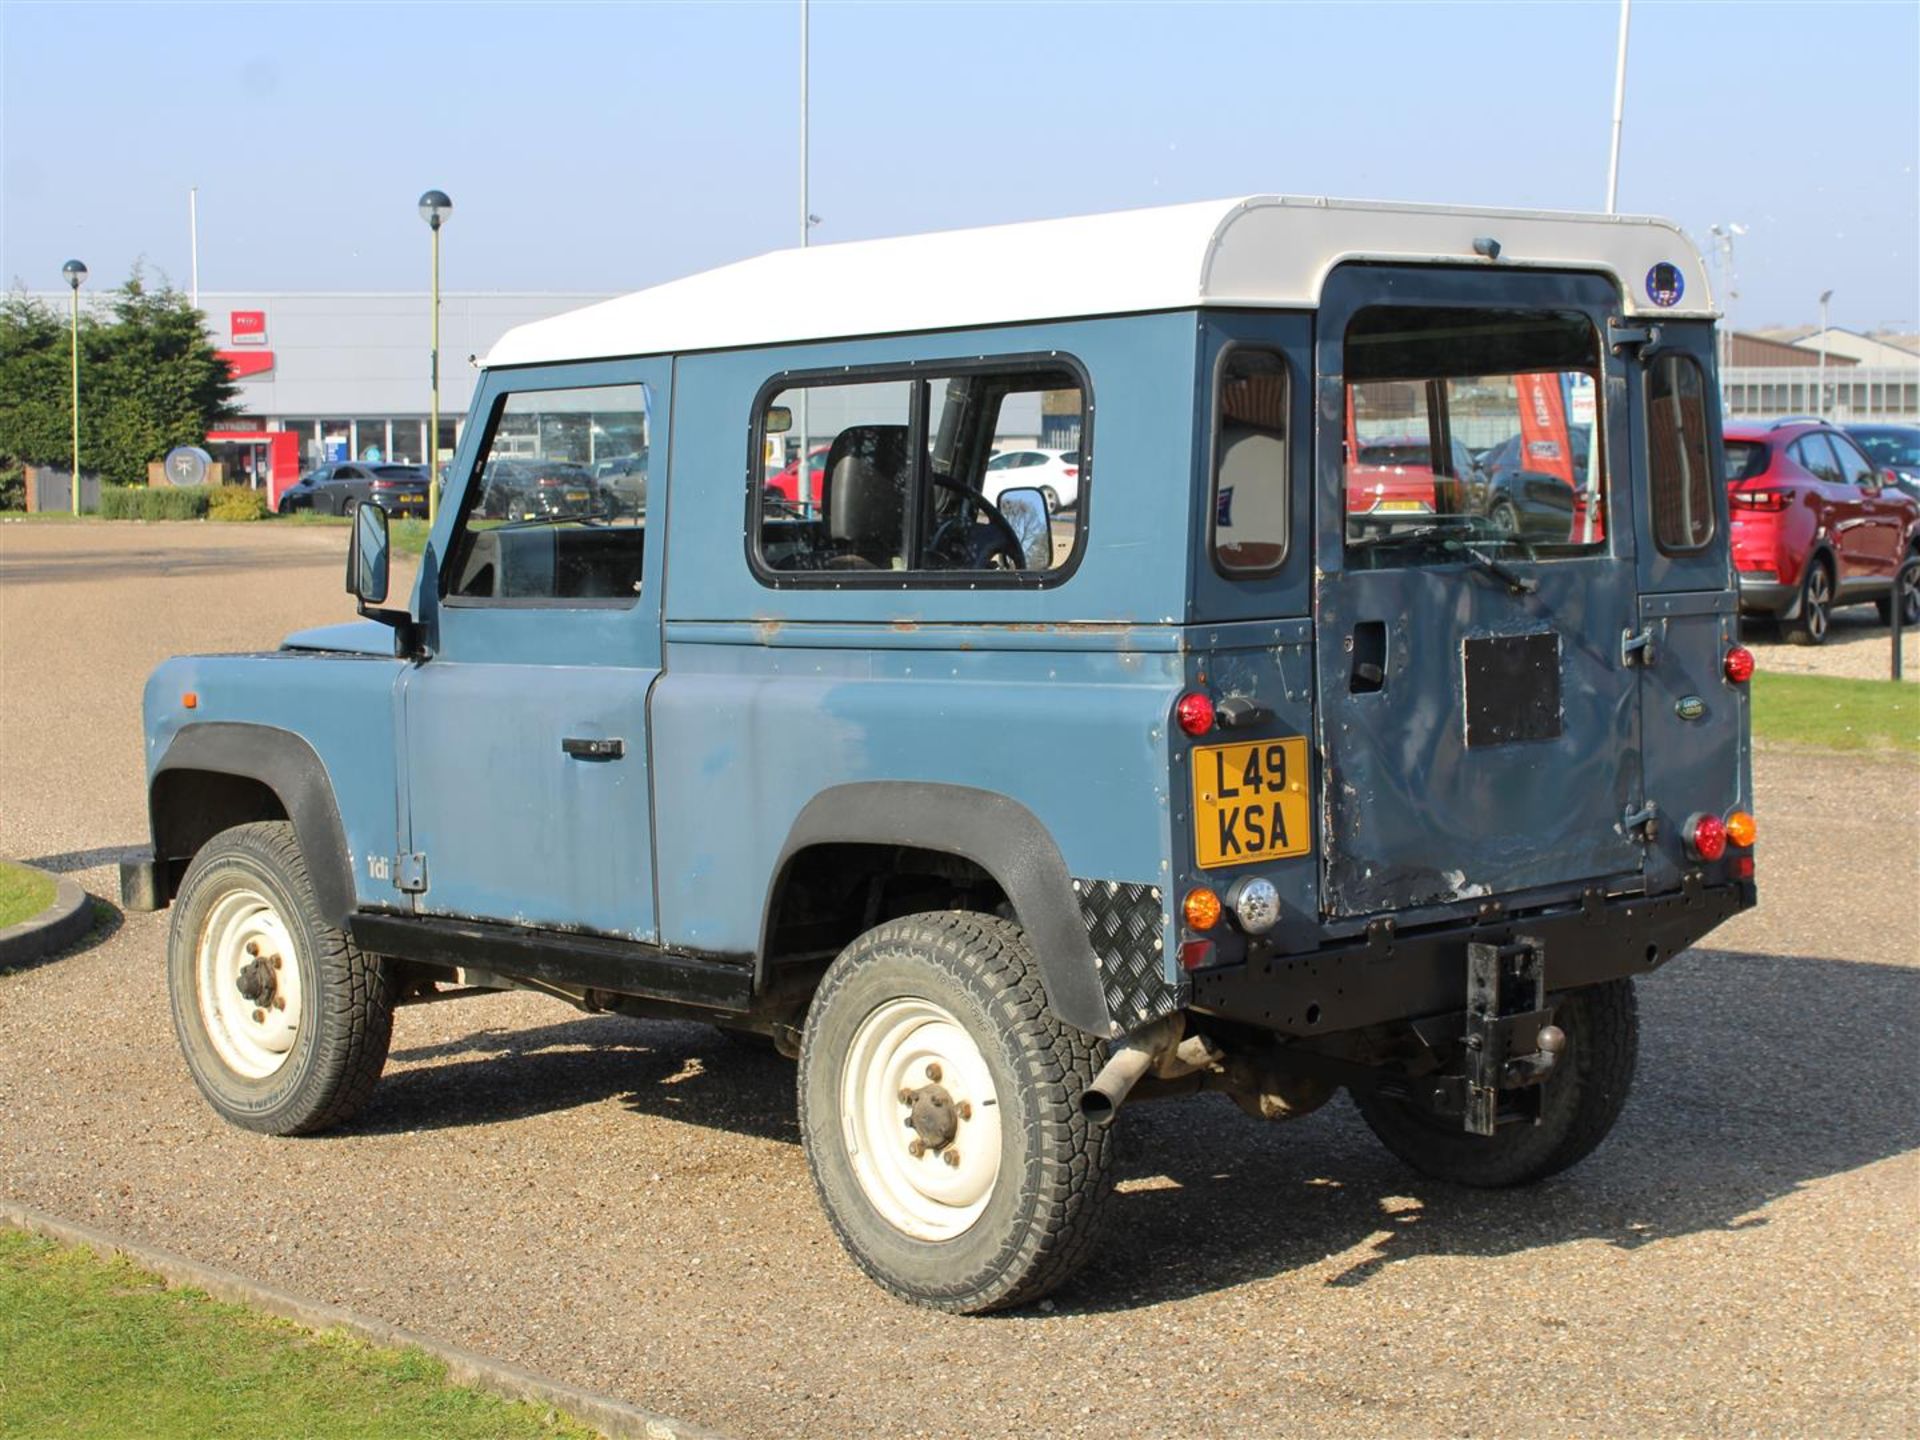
xmin=195 ymin=886 xmax=304 ymax=1080
xmin=840 ymin=997 xmax=1004 ymax=1241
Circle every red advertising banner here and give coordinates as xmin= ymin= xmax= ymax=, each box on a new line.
xmin=1513 ymin=372 xmax=1574 ymax=485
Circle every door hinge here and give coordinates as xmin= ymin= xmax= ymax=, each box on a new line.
xmin=1621 ymin=625 xmax=1657 ymax=667
xmin=1608 ymin=318 xmax=1662 ymax=357
xmin=1623 ymin=801 xmax=1659 ymax=843
xmin=396 ymin=853 xmax=428 ymax=894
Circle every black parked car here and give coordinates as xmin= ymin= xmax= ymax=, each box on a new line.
xmin=1475 ymin=429 xmax=1596 ymax=541
xmin=278 ymin=463 xmax=430 ymax=517
xmin=1847 ymin=424 xmax=1920 ymax=504
xmin=473 ymin=458 xmax=606 ymax=520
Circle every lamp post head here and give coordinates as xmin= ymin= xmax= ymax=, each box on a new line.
xmin=62 ymin=259 xmax=88 ymax=290
xmin=418 ymin=189 xmax=453 ymax=231
xmin=1819 ymin=289 xmax=1834 ymax=305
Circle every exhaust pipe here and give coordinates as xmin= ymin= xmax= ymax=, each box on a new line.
xmin=1082 ymin=1016 xmax=1217 ymax=1127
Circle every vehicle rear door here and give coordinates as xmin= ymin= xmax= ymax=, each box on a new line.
xmin=401 ymin=361 xmax=665 ymax=940
xmin=1311 ymin=265 xmax=1644 ymax=920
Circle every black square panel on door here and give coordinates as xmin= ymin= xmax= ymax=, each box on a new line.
xmin=1463 ymin=632 xmax=1562 ymax=746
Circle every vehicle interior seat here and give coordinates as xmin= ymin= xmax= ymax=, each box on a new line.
xmin=825 ymin=424 xmax=910 ymax=569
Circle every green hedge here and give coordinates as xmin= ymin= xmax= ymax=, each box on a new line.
xmin=97 ymin=485 xmax=210 ymax=520
xmin=208 ymin=486 xmax=269 ymax=522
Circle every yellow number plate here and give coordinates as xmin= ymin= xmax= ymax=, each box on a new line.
xmin=1191 ymin=737 xmax=1311 ymax=869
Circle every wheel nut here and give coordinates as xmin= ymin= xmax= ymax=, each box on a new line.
xmin=272 ymin=996 xmax=286 ymax=1011
xmin=251 ymin=1009 xmax=266 ymax=1024
xmin=907 ymin=1139 xmax=926 ymax=1158
xmin=270 ymin=956 xmax=282 ymax=971
xmin=956 ymin=1101 xmax=972 ymax=1121
xmin=899 ymin=1087 xmax=915 ymax=1106
xmin=245 ymin=941 xmax=261 ymax=957
xmin=925 ymin=1062 xmax=942 ymax=1082
xmin=942 ymin=1148 xmax=961 ymax=1168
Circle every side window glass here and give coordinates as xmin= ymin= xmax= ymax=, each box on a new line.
xmin=1829 ymin=434 xmax=1876 ymax=488
xmin=445 ymin=382 xmax=650 ymax=604
xmin=1211 ymin=348 xmax=1289 ymax=575
xmin=754 ymin=361 xmax=1085 ymax=581
xmin=1647 ymin=352 xmax=1714 ymax=553
xmin=1792 ymin=435 xmax=1843 ymax=484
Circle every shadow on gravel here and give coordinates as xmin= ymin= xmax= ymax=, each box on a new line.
xmin=1056 ymin=947 xmax=1920 ymax=1313
xmin=23 ymin=844 xmax=149 ymax=875
xmin=369 ymin=1015 xmax=798 ymax=1143
xmin=337 ymin=948 xmax=1918 ymax=1315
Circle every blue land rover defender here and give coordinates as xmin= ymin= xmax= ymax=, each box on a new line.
xmin=128 ymin=197 xmax=1756 ymax=1313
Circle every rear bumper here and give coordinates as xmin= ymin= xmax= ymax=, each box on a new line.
xmin=1188 ymin=876 xmax=1753 ymax=1039
xmin=1737 ymin=572 xmax=1797 ymax=617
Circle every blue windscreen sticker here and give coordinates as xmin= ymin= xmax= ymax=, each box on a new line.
xmin=1645 ymin=262 xmax=1685 ymax=308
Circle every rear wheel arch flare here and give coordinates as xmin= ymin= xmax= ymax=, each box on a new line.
xmin=151 ymin=723 xmax=357 ymax=926
xmin=761 ymin=782 xmax=1115 ymax=1037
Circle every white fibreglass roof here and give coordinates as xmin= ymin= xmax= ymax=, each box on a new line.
xmin=486 ymin=195 xmax=1714 ymax=367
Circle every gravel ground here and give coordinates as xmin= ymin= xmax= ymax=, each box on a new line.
xmin=1744 ymin=602 xmax=1918 ymax=680
xmin=3 ymin=521 xmax=1916 ymax=1438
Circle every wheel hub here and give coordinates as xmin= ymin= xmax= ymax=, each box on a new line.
xmin=234 ymin=953 xmax=278 ymax=1007
xmin=905 ymin=1083 xmax=959 ymax=1149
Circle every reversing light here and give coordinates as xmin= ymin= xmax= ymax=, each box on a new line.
xmin=1724 ymin=646 xmax=1755 ymax=684
xmin=1725 ymin=810 xmax=1757 ymax=848
xmin=1686 ymin=812 xmax=1728 ymax=862
xmin=1226 ymin=876 xmax=1281 ymax=935
xmin=1182 ymin=887 xmax=1222 ymax=931
xmin=1175 ymin=691 xmax=1216 ymax=736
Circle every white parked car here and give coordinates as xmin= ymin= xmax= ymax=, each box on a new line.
xmin=984 ymin=447 xmax=1081 ymax=511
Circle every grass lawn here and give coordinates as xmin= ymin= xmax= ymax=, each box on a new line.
xmin=0 ymin=862 xmax=56 ymax=929
xmin=1750 ymin=671 xmax=1918 ymax=753
xmin=1 ymin=510 xmax=431 ymax=555
xmin=0 ymin=1230 xmax=599 ymax=1440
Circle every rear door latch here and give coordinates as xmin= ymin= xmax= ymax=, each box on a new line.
xmin=1622 ymin=801 xmax=1659 ymax=843
xmin=1621 ymin=625 xmax=1657 ymax=667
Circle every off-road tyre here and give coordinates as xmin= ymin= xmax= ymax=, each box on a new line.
xmin=1488 ymin=499 xmax=1521 ymax=536
xmin=1354 ymin=978 xmax=1638 ymax=1188
xmin=167 ymin=821 xmax=394 ymax=1136
xmin=1784 ymin=556 xmax=1834 ymax=646
xmin=798 ymin=912 xmax=1112 ymax=1313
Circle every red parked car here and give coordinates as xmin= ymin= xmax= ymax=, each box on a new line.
xmin=1725 ymin=419 xmax=1920 ymax=644
xmin=766 ymin=443 xmax=832 ymax=509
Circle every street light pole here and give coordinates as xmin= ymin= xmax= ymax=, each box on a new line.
xmin=418 ymin=190 xmax=453 ymax=525
xmin=1817 ymin=289 xmax=1833 ymax=419
xmin=1605 ymin=0 xmax=1631 ymax=213
xmin=62 ymin=260 xmax=87 ymax=516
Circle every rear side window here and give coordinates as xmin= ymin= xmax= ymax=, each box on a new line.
xmin=1723 ymin=440 xmax=1768 ymax=482
xmin=1210 ymin=348 xmax=1289 ymax=575
xmin=1789 ymin=434 xmax=1843 ymax=484
xmin=753 ymin=359 xmax=1085 ymax=584
xmin=1647 ymin=353 xmax=1714 ymax=552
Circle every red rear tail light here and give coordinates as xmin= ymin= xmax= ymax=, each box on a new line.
xmin=1730 ymin=489 xmax=1791 ymax=512
xmin=1063 ymin=466 xmax=1079 ymax=478
xmin=1686 ymin=812 xmax=1728 ymax=862
xmin=1724 ymin=646 xmax=1755 ymax=684
xmin=1175 ymin=691 xmax=1215 ymax=736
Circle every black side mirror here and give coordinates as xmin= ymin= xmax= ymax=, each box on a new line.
xmin=346 ymin=500 xmax=390 ymax=605
xmin=994 ymin=485 xmax=1054 ymax=571
xmin=345 ymin=502 xmax=416 ymax=654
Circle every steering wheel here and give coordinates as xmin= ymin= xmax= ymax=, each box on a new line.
xmin=925 ymin=474 xmax=1028 ymax=570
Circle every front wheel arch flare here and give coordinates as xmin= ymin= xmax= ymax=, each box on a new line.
xmin=151 ymin=723 xmax=357 ymax=927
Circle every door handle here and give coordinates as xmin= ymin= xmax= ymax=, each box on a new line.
xmin=562 ymin=737 xmax=626 ymax=761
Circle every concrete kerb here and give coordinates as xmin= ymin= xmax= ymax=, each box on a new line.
xmin=1 ymin=1201 xmax=724 ymax=1440
xmin=0 ymin=867 xmax=94 ymax=966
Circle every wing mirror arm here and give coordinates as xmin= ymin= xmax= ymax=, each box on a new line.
xmin=345 ymin=502 xmax=419 ymax=657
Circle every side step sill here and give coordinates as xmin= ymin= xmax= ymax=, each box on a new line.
xmin=347 ymin=911 xmax=754 ymax=1014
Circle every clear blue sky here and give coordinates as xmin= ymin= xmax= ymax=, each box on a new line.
xmin=4 ymin=1 xmax=1915 ymax=333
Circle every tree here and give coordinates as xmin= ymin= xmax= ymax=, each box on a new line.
xmin=0 ymin=270 xmax=238 ymax=501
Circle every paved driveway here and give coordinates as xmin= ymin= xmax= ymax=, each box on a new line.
xmin=3 ymin=521 xmax=1915 ymax=1437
